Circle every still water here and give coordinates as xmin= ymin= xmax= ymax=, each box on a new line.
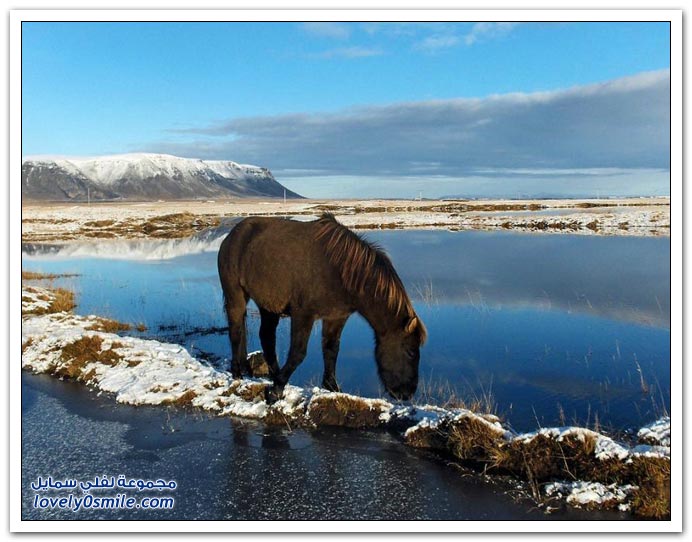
xmin=22 ymin=372 xmax=626 ymax=520
xmin=22 ymin=229 xmax=670 ymax=433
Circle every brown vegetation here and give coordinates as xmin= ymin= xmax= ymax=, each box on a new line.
xmin=84 ymin=219 xmax=115 ymax=227
xmin=22 ymin=270 xmax=78 ymax=280
xmin=24 ymin=212 xmax=223 ymax=242
xmin=22 ymin=287 xmax=76 ymax=316
xmin=404 ymin=418 xmax=670 ymax=519
xmin=247 ymin=351 xmax=270 ymax=377
xmin=306 ymin=393 xmax=389 ymax=428
xmin=54 ymin=335 xmax=123 ymax=380
xmin=22 ymin=337 xmax=34 ymax=354
xmin=85 ymin=316 xmax=133 ymax=333
xmin=160 ymin=389 xmax=198 ymax=406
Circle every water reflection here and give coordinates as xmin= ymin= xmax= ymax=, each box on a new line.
xmin=22 ymin=229 xmax=670 ymax=432
xmin=388 ymin=230 xmax=670 ymax=328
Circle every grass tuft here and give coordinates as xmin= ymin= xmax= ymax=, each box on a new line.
xmin=247 ymin=351 xmax=270 ymax=377
xmin=55 ymin=335 xmax=123 ymax=380
xmin=22 ymin=337 xmax=34 ymax=354
xmin=23 ymin=287 xmax=77 ymax=316
xmin=161 ymin=390 xmax=198 ymax=407
xmin=306 ymin=393 xmax=389 ymax=428
xmin=404 ymin=417 xmax=670 ymax=519
xmin=85 ymin=317 xmax=132 ymax=333
xmin=49 ymin=288 xmax=77 ymax=313
xmin=22 ymin=270 xmax=79 ymax=281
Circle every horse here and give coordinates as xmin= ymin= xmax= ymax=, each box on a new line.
xmin=217 ymin=213 xmax=427 ymax=403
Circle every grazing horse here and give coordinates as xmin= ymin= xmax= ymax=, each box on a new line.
xmin=217 ymin=213 xmax=427 ymax=403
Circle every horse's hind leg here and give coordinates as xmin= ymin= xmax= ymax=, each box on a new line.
xmin=224 ymin=291 xmax=249 ymax=379
xmin=266 ymin=311 xmax=315 ymax=404
xmin=259 ymin=308 xmax=281 ymax=379
xmin=321 ymin=316 xmax=348 ymax=392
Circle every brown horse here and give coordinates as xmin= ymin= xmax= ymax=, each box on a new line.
xmin=217 ymin=213 xmax=427 ymax=403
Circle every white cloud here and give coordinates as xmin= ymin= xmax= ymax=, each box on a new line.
xmin=464 ymin=22 xmax=518 ymax=45
xmin=414 ymin=34 xmax=461 ymax=52
xmin=301 ymin=22 xmax=351 ymax=40
xmin=159 ymin=69 xmax=669 ymax=185
xmin=312 ymin=46 xmax=383 ymax=59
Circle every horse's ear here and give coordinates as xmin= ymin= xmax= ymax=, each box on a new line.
xmin=405 ymin=316 xmax=427 ymax=345
xmin=405 ymin=316 xmax=418 ymax=334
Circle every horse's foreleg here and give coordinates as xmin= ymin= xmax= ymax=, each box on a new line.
xmin=266 ymin=312 xmax=315 ymax=403
xmin=321 ymin=316 xmax=349 ymax=392
xmin=259 ymin=308 xmax=281 ymax=379
xmin=224 ymin=294 xmax=248 ymax=379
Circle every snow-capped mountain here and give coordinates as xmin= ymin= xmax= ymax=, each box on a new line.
xmin=21 ymin=153 xmax=303 ymax=201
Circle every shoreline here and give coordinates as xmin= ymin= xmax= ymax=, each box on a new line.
xmin=21 ymin=282 xmax=671 ymax=518
xmin=22 ymin=196 xmax=670 ymax=243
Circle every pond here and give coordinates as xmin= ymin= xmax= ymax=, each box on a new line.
xmin=22 ymin=228 xmax=670 ymax=434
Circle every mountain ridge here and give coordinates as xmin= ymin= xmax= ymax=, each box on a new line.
xmin=22 ymin=153 xmax=302 ymax=201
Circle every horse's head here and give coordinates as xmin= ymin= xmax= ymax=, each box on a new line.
xmin=375 ymin=315 xmax=427 ymax=401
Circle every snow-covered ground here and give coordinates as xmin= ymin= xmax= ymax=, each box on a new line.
xmin=21 ymin=197 xmax=670 ymax=243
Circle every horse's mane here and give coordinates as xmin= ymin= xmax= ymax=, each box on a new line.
xmin=314 ymin=213 xmax=417 ymax=319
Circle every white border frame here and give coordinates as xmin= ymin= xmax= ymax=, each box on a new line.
xmin=9 ymin=9 xmax=682 ymax=533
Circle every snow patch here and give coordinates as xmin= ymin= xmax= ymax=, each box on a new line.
xmin=515 ymin=426 xmax=629 ymax=460
xmin=637 ymin=416 xmax=670 ymax=447
xmin=545 ymin=481 xmax=636 ymax=509
xmin=21 ymin=287 xmax=52 ymax=313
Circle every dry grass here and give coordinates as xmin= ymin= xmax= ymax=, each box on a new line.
xmin=628 ymin=456 xmax=671 ymax=519
xmin=84 ymin=231 xmax=117 ymax=238
xmin=351 ymin=222 xmax=403 ymax=230
xmin=306 ymin=394 xmax=389 ymax=428
xmin=219 ymin=380 xmax=268 ymax=402
xmin=127 ymin=213 xmax=221 ymax=239
xmin=404 ymin=416 xmax=670 ymax=519
xmin=23 ymin=287 xmax=77 ymax=316
xmin=447 ymin=418 xmax=507 ymax=465
xmin=83 ymin=219 xmax=115 ymax=227
xmin=34 ymin=212 xmax=224 ymax=242
xmin=22 ymin=270 xmax=78 ymax=280
xmin=136 ymin=322 xmax=148 ymax=332
xmin=85 ymin=316 xmax=132 ymax=333
xmin=247 ymin=351 xmax=270 ymax=377
xmin=499 ymin=433 xmax=600 ymax=482
xmin=22 ymin=337 xmax=34 ymax=354
xmin=417 ymin=376 xmax=498 ymax=416
xmin=263 ymin=405 xmax=299 ymax=426
xmin=49 ymin=288 xmax=77 ymax=313
xmin=54 ymin=335 xmax=123 ymax=380
xmin=160 ymin=390 xmax=198 ymax=406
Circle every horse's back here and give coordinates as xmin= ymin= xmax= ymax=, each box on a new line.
xmin=218 ymin=217 xmax=348 ymax=315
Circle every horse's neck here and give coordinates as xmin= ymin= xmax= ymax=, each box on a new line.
xmin=356 ymin=298 xmax=400 ymax=337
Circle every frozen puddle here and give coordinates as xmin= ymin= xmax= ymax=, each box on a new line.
xmin=21 ymin=285 xmax=671 ymax=517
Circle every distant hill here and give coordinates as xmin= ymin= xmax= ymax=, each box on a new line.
xmin=22 ymin=153 xmax=303 ymax=201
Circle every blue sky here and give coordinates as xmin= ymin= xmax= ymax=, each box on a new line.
xmin=22 ymin=21 xmax=671 ymax=198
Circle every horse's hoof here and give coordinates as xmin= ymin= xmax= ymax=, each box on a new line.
xmin=264 ymin=385 xmax=283 ymax=405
